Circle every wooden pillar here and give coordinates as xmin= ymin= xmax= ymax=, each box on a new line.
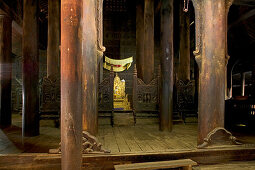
xmin=0 ymin=15 xmax=12 ymax=128
xmin=144 ymin=0 xmax=154 ymax=84
xmin=159 ymin=0 xmax=174 ymax=132
xmin=136 ymin=0 xmax=144 ymax=80
xmin=47 ymin=0 xmax=60 ymax=77
xmin=82 ymin=0 xmax=98 ymax=135
xmin=61 ymin=0 xmax=82 ymax=169
xmin=96 ymin=0 xmax=105 ymax=84
xmin=179 ymin=2 xmax=190 ymax=81
xmin=193 ymin=0 xmax=232 ymax=147
xmin=241 ymin=72 xmax=245 ymax=96
xmin=22 ymin=0 xmax=39 ymax=136
xmin=252 ymin=59 xmax=255 ymax=98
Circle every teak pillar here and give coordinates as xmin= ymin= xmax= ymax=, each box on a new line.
xmin=160 ymin=0 xmax=174 ymax=132
xmin=241 ymin=72 xmax=245 ymax=96
xmin=47 ymin=0 xmax=60 ymax=77
xmin=144 ymin=0 xmax=154 ymax=84
xmin=82 ymin=0 xmax=98 ymax=135
xmin=0 ymin=15 xmax=12 ymax=128
xmin=179 ymin=2 xmax=190 ymax=81
xmin=61 ymin=0 xmax=82 ymax=169
xmin=136 ymin=0 xmax=144 ymax=80
xmin=193 ymin=0 xmax=236 ymax=148
xmin=22 ymin=0 xmax=39 ymax=136
xmin=96 ymin=0 xmax=105 ymax=84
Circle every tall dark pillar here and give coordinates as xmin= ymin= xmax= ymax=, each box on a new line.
xmin=82 ymin=0 xmax=98 ymax=135
xmin=144 ymin=0 xmax=154 ymax=84
xmin=61 ymin=0 xmax=83 ymax=169
xmin=241 ymin=72 xmax=245 ymax=96
xmin=0 ymin=15 xmax=12 ymax=128
xmin=160 ymin=0 xmax=174 ymax=132
xmin=22 ymin=0 xmax=39 ymax=136
xmin=47 ymin=0 xmax=60 ymax=77
xmin=179 ymin=2 xmax=190 ymax=81
xmin=136 ymin=0 xmax=144 ymax=80
xmin=193 ymin=0 xmax=234 ymax=147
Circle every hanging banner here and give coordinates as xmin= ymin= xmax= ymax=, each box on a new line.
xmin=103 ymin=56 xmax=133 ymax=72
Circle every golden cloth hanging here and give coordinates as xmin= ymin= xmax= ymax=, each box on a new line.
xmin=103 ymin=56 xmax=133 ymax=72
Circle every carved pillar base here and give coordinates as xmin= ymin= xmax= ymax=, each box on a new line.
xmin=197 ymin=127 xmax=241 ymax=149
xmin=49 ymin=131 xmax=110 ymax=154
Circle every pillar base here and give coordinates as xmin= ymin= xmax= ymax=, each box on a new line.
xmin=197 ymin=127 xmax=241 ymax=149
xmin=49 ymin=131 xmax=110 ymax=154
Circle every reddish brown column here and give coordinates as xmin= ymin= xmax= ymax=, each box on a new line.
xmin=252 ymin=59 xmax=255 ymax=98
xmin=136 ymin=0 xmax=144 ymax=80
xmin=241 ymin=72 xmax=245 ymax=96
xmin=159 ymin=0 xmax=174 ymax=132
xmin=0 ymin=15 xmax=12 ymax=128
xmin=47 ymin=0 xmax=60 ymax=77
xmin=144 ymin=0 xmax=154 ymax=84
xmin=22 ymin=0 xmax=39 ymax=136
xmin=61 ymin=0 xmax=82 ymax=169
xmin=193 ymin=0 xmax=229 ymax=146
xmin=179 ymin=2 xmax=190 ymax=81
xmin=82 ymin=0 xmax=98 ymax=135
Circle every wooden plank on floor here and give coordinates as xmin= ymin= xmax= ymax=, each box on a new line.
xmin=118 ymin=126 xmax=142 ymax=153
xmin=113 ymin=127 xmax=131 ymax=153
xmin=114 ymin=159 xmax=197 ymax=170
xmin=104 ymin=126 xmax=119 ymax=153
xmin=138 ymin=125 xmax=169 ymax=151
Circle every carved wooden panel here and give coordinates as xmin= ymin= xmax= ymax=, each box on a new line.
xmin=98 ymin=71 xmax=114 ymax=111
xmin=133 ymin=65 xmax=160 ymax=112
xmin=40 ymin=76 xmax=60 ymax=113
xmin=176 ymin=80 xmax=195 ymax=111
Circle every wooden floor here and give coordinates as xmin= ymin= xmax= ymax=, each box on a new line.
xmin=1 ymin=114 xmax=255 ymax=154
xmin=195 ymin=161 xmax=255 ymax=170
xmin=98 ymin=124 xmax=197 ymax=153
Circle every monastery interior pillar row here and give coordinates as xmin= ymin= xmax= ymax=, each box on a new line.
xmin=61 ymin=0 xmax=83 ymax=169
xmin=193 ymin=0 xmax=234 ymax=147
xmin=144 ymin=0 xmax=154 ymax=84
xmin=136 ymin=0 xmax=145 ymax=80
xmin=179 ymin=2 xmax=190 ymax=81
xmin=0 ymin=15 xmax=12 ymax=128
xmin=47 ymin=0 xmax=60 ymax=77
xmin=82 ymin=0 xmax=98 ymax=135
xmin=22 ymin=0 xmax=39 ymax=136
xmin=159 ymin=0 xmax=174 ymax=132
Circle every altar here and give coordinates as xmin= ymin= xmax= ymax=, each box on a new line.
xmin=113 ymin=74 xmax=131 ymax=111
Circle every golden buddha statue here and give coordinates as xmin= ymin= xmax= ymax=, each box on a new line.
xmin=113 ymin=74 xmax=131 ymax=110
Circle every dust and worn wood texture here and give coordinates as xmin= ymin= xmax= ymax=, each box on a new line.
xmin=61 ymin=0 xmax=83 ymax=169
xmin=143 ymin=0 xmax=154 ymax=84
xmin=114 ymin=159 xmax=197 ymax=170
xmin=193 ymin=0 xmax=230 ymax=146
xmin=136 ymin=0 xmax=144 ymax=80
xmin=82 ymin=0 xmax=98 ymax=136
xmin=22 ymin=0 xmax=39 ymax=137
xmin=0 ymin=15 xmax=12 ymax=128
xmin=159 ymin=0 xmax=174 ymax=132
xmin=47 ymin=0 xmax=60 ymax=77
xmin=195 ymin=161 xmax=255 ymax=170
xmin=178 ymin=1 xmax=190 ymax=81
xmin=1 ymin=147 xmax=255 ymax=169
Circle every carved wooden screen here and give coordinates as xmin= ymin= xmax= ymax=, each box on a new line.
xmin=176 ymin=80 xmax=195 ymax=111
xmin=40 ymin=76 xmax=60 ymax=113
xmin=132 ymin=66 xmax=160 ymax=112
xmin=98 ymin=70 xmax=114 ymax=111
